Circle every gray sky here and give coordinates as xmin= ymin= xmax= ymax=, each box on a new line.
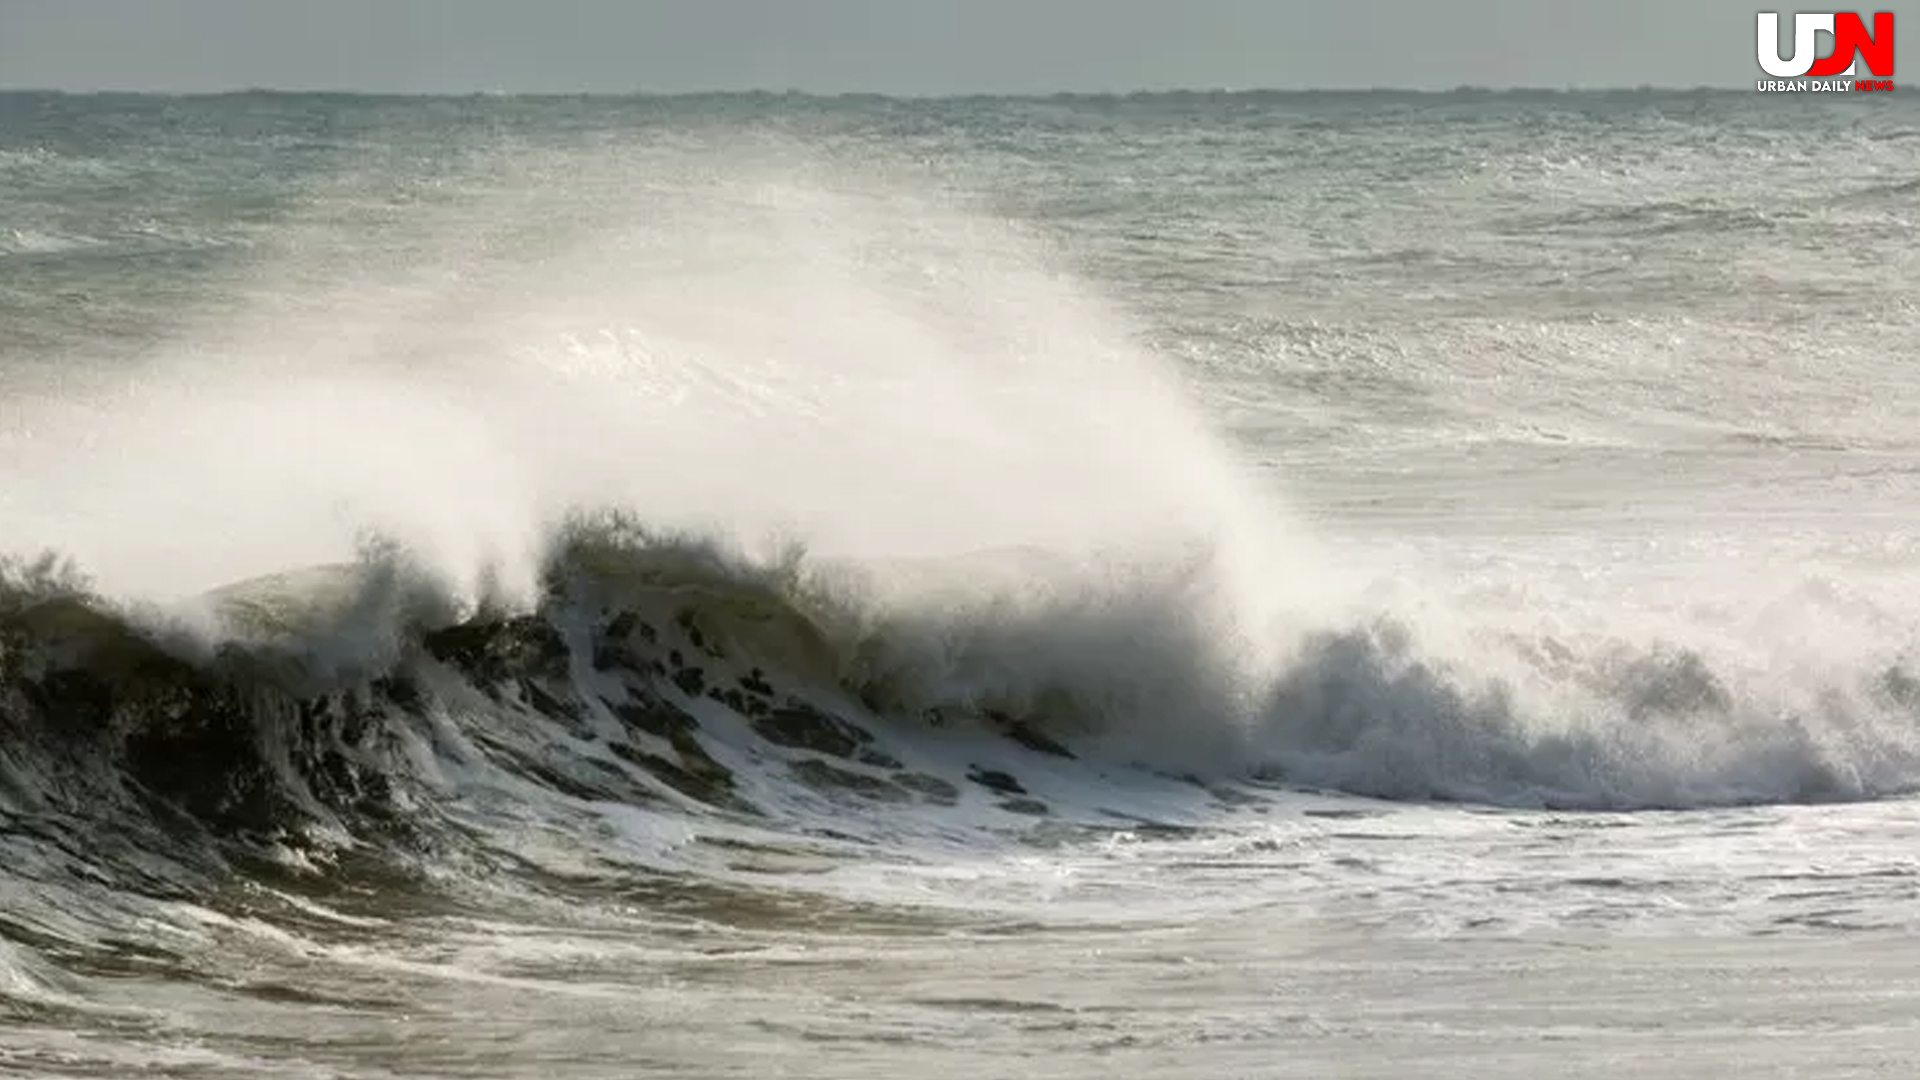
xmin=0 ymin=0 xmax=1914 ymax=94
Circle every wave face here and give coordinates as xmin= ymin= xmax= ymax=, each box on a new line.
xmin=6 ymin=514 xmax=1920 ymax=893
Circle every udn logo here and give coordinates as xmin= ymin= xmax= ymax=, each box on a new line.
xmin=1756 ymin=12 xmax=1894 ymax=91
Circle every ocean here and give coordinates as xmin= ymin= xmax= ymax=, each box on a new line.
xmin=2 ymin=89 xmax=1919 ymax=1078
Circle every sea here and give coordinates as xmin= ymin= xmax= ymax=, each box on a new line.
xmin=2 ymin=89 xmax=1919 ymax=1078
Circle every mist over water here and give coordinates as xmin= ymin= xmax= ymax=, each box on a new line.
xmin=1 ymin=138 xmax=1299 ymax=603
xmin=4 ymin=91 xmax=1920 ymax=1078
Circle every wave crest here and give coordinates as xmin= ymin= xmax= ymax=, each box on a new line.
xmin=4 ymin=519 xmax=1919 ymax=878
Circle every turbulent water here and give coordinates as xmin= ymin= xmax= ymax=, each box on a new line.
xmin=3 ymin=90 xmax=1920 ymax=1077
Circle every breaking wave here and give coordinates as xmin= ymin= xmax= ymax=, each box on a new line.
xmin=6 ymin=513 xmax=1920 ymax=894
xmin=4 ymin=139 xmax=1919 ymax=927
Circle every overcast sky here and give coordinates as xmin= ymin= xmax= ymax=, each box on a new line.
xmin=0 ymin=0 xmax=1914 ymax=94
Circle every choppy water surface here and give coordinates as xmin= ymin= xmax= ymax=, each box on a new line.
xmin=3 ymin=90 xmax=1920 ymax=1077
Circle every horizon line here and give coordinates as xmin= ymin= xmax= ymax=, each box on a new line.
xmin=0 ymin=84 xmax=1765 ymax=100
